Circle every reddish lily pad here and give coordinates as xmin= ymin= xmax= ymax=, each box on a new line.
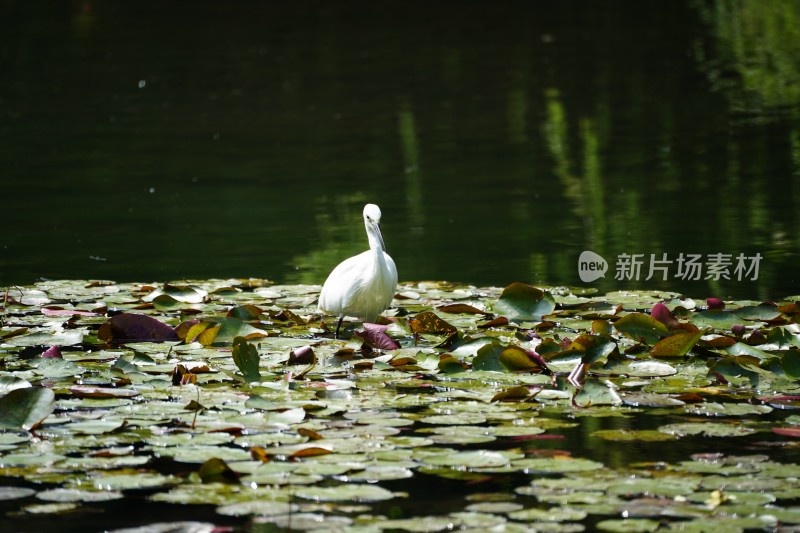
xmin=98 ymin=313 xmax=179 ymax=344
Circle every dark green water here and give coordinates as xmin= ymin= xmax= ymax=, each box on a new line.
xmin=2 ymin=0 xmax=800 ymax=299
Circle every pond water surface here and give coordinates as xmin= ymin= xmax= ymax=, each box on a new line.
xmin=3 ymin=0 xmax=800 ymax=300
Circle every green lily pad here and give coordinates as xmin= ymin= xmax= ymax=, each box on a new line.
xmin=591 ymin=429 xmax=678 ymax=442
xmin=0 ymin=387 xmax=55 ymax=431
xmin=36 ymin=488 xmax=123 ymax=502
xmin=614 ymin=313 xmax=668 ymax=345
xmin=0 ymin=486 xmax=36 ymax=501
xmin=493 ymin=282 xmax=556 ymax=321
xmin=422 ymin=450 xmax=511 ymax=468
xmin=659 ymin=422 xmax=756 ymax=437
xmin=650 ymin=331 xmax=702 ymax=357
xmin=296 ymin=483 xmax=394 ymax=502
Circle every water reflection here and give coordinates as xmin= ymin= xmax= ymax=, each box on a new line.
xmin=1 ymin=0 xmax=798 ymax=299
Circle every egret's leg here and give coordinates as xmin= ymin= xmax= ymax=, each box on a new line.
xmin=334 ymin=317 xmax=344 ymax=339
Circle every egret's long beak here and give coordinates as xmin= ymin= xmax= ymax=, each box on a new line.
xmin=374 ymin=221 xmax=387 ymax=252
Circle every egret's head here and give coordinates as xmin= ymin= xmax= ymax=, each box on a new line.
xmin=363 ymin=204 xmax=386 ymax=251
xmin=363 ymin=203 xmax=382 ymax=223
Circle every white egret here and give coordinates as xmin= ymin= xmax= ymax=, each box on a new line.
xmin=318 ymin=203 xmax=398 ymax=338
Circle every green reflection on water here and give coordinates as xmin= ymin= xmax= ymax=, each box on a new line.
xmin=0 ymin=1 xmax=798 ymax=299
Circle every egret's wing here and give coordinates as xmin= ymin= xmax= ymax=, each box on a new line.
xmin=318 ymin=251 xmax=370 ymax=316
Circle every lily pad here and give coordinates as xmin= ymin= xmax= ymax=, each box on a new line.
xmin=0 ymin=387 xmax=55 ymax=431
xmin=493 ymin=282 xmax=556 ymax=321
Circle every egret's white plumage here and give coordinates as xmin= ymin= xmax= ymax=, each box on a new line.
xmin=319 ymin=204 xmax=398 ymax=338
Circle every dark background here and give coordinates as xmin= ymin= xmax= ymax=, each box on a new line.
xmin=2 ymin=0 xmax=799 ymax=299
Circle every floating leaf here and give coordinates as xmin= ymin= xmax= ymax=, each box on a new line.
xmin=499 ymin=346 xmax=548 ymax=372
xmin=297 ymin=484 xmax=394 ymax=502
xmin=41 ymin=307 xmax=98 ymax=317
xmin=491 ymin=385 xmax=534 ymax=402
xmin=472 ymin=343 xmax=506 ymax=372
xmin=227 ymin=304 xmax=264 ymax=321
xmin=735 ymin=303 xmax=781 ymax=321
xmin=592 ymin=429 xmax=677 ymax=442
xmin=690 ymin=310 xmax=741 ymax=329
xmin=198 ymin=458 xmax=240 ymax=484
xmin=32 ymin=358 xmax=81 ymax=378
xmin=410 ymin=311 xmax=458 ymax=334
xmin=493 ymin=282 xmax=556 ymax=321
xmin=658 ymin=422 xmax=755 ymax=437
xmin=0 ymin=387 xmax=55 ymax=431
xmin=424 ymin=450 xmax=510 ymax=468
xmin=98 ymin=313 xmax=179 ymax=343
xmin=773 ymin=427 xmax=800 ymax=438
xmin=726 ymin=342 xmax=772 ymax=360
xmin=574 ymin=379 xmax=622 ymax=406
xmin=354 ymin=323 xmax=400 ymax=350
xmin=438 ymin=353 xmax=469 ymax=373
xmin=437 ymin=303 xmax=485 ymax=314
xmin=570 ymin=334 xmax=617 ymax=364
xmin=232 ymin=337 xmax=261 ymax=383
xmin=0 ymin=487 xmax=36 ymax=501
xmin=69 ymin=385 xmax=139 ymax=399
xmin=0 ymin=376 xmax=31 ymax=394
xmin=650 ymin=331 xmax=702 ymax=357
xmin=614 ymin=313 xmax=668 ymax=345
xmin=205 ymin=317 xmax=267 ymax=345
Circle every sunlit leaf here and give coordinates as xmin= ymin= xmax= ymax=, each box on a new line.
xmin=493 ymin=282 xmax=556 ymax=321
xmin=491 ymin=385 xmax=535 ymax=402
xmin=0 ymin=487 xmax=36 ymax=501
xmin=354 ymin=323 xmax=400 ymax=350
xmin=591 ymin=429 xmax=677 ymax=442
xmin=296 ymin=484 xmax=394 ymax=502
xmin=98 ymin=313 xmax=179 ymax=344
xmin=438 ymin=353 xmax=469 ymax=373
xmin=650 ymin=331 xmax=702 ymax=357
xmin=226 ymin=304 xmax=264 ymax=321
xmin=570 ymin=334 xmax=617 ymax=364
xmin=690 ymin=310 xmax=742 ymax=329
xmin=232 ymin=337 xmax=261 ymax=383
xmin=574 ymin=379 xmax=622 ymax=406
xmin=423 ymin=450 xmax=511 ymax=468
xmin=197 ymin=458 xmax=240 ymax=484
xmin=614 ymin=313 xmax=668 ymax=345
xmin=206 ymin=317 xmax=267 ymax=345
xmin=735 ymin=303 xmax=781 ymax=321
xmin=472 ymin=343 xmax=505 ymax=372
xmin=437 ymin=303 xmax=485 ymax=314
xmin=69 ymin=385 xmax=139 ymax=399
xmin=0 ymin=387 xmax=55 ymax=431
xmin=410 ymin=311 xmax=458 ymax=334
xmin=659 ymin=422 xmax=755 ymax=437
